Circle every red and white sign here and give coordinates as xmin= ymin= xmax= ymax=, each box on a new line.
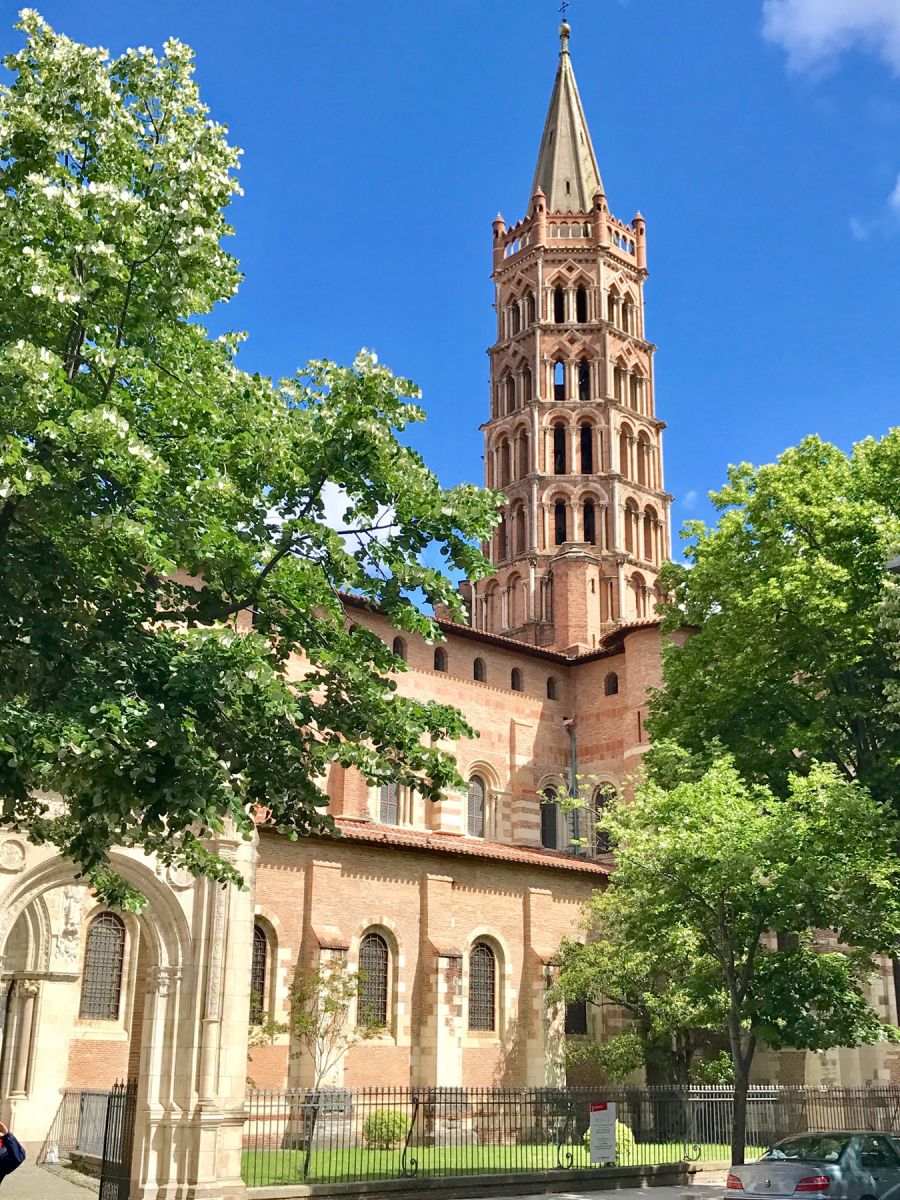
xmin=588 ymin=1100 xmax=617 ymax=1163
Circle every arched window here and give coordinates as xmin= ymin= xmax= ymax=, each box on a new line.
xmin=625 ymin=498 xmax=639 ymax=554
xmin=506 ymin=376 xmax=516 ymax=415
xmin=580 ymin=424 xmax=593 ymax=473
xmin=554 ymin=501 xmax=567 ymax=546
xmin=578 ymin=361 xmax=591 ymax=404
xmin=634 ymin=572 xmax=648 ymax=618
xmin=575 ymin=287 xmax=588 ymax=323
xmin=546 ymin=676 xmax=558 ymax=700
xmin=583 ymin=500 xmax=596 ymax=545
xmin=553 ymin=286 xmax=565 ymax=323
xmin=469 ymin=942 xmax=497 ymax=1031
xmin=434 ymin=647 xmax=447 ymax=672
xmin=391 ymin=636 xmax=406 ymax=662
xmin=380 ymin=782 xmax=399 ymax=824
xmin=497 ymin=513 xmax=507 ymax=560
xmin=526 ymin=294 xmax=536 ymax=326
xmin=631 ymin=374 xmax=643 ymax=413
xmin=358 ymin=932 xmax=389 ymax=1026
xmin=644 ymin=506 xmax=657 ymax=563
xmin=619 ymin=425 xmax=632 ymax=478
xmin=518 ymin=430 xmax=529 ymax=478
xmin=514 ymin=505 xmax=526 ymax=557
xmin=614 ymin=365 xmax=627 ymax=404
xmin=540 ymin=787 xmax=559 ymax=849
xmin=593 ymin=784 xmax=616 ymax=853
xmin=473 ymin=657 xmax=486 ymax=682
xmin=607 ymin=288 xmax=619 ymax=326
xmin=553 ymin=423 xmax=567 ymax=474
xmin=522 ymin=365 xmax=533 ymax=404
xmin=604 ymin=672 xmax=619 ymax=696
xmin=637 ymin=430 xmax=650 ymax=486
xmin=467 ymin=774 xmax=486 ymax=838
xmin=510 ymin=668 xmax=523 ymax=692
xmin=79 ymin=912 xmax=126 ymax=1020
xmin=510 ymin=303 xmax=520 ymax=336
xmin=553 ymin=361 xmax=566 ymax=402
xmin=249 ymin=923 xmax=268 ymax=1024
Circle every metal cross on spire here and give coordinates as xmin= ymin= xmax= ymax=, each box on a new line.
xmin=559 ymin=0 xmax=570 ymax=19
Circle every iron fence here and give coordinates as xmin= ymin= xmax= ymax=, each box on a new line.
xmin=241 ymin=1084 xmax=900 ymax=1188
xmin=39 ymin=1087 xmax=115 ymax=1170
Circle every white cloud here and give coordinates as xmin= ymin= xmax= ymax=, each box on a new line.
xmin=849 ymin=216 xmax=870 ymax=240
xmin=682 ymin=490 xmax=698 ymax=512
xmin=889 ymin=172 xmax=900 ymax=212
xmin=762 ymin=0 xmax=900 ymax=73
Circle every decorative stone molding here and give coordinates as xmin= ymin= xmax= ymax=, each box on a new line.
xmin=147 ymin=965 xmax=182 ymax=998
xmin=0 ymin=839 xmax=26 ymax=873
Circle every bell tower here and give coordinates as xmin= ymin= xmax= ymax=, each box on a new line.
xmin=470 ymin=21 xmax=672 ymax=653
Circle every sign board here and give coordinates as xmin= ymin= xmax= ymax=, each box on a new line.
xmin=588 ymin=1101 xmax=617 ymax=1164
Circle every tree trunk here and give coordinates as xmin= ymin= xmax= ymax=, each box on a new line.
xmin=731 ymin=1053 xmax=750 ymax=1166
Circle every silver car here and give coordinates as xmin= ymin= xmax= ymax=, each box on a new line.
xmin=727 ymin=1133 xmax=900 ymax=1200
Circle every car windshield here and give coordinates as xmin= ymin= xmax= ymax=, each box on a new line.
xmin=761 ymin=1136 xmax=851 ymax=1163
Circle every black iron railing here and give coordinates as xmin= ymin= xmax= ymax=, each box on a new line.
xmin=241 ymin=1084 xmax=900 ymax=1188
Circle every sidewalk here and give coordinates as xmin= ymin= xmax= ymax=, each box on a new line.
xmin=457 ymin=1169 xmax=728 ymax=1200
xmin=2 ymin=1163 xmax=96 ymax=1198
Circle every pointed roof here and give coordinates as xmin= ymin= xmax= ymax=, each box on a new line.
xmin=529 ymin=22 xmax=603 ymax=213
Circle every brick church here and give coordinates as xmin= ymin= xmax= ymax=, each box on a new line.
xmin=0 ymin=22 xmax=894 ymax=1199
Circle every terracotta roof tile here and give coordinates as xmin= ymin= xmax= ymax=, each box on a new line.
xmin=324 ymin=818 xmax=610 ymax=876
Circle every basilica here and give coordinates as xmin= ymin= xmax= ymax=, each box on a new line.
xmin=0 ymin=22 xmax=896 ymax=1200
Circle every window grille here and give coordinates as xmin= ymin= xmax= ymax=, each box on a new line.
xmin=380 ymin=782 xmax=399 ymax=825
xmin=467 ymin=775 xmax=485 ymax=838
xmin=565 ymin=999 xmax=588 ymax=1035
xmin=594 ymin=785 xmax=615 ymax=853
xmin=79 ymin=912 xmax=125 ymax=1020
xmin=249 ymin=924 xmax=268 ymax=1024
xmin=358 ymin=932 xmax=389 ymax=1026
xmin=469 ymin=942 xmax=496 ymax=1031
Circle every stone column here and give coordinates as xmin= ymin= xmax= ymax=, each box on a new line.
xmin=9 ymin=979 xmax=40 ymax=1099
xmin=418 ymin=875 xmax=463 ymax=1088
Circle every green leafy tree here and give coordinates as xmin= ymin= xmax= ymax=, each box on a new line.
xmin=0 ymin=13 xmax=500 ymax=906
xmin=649 ymin=433 xmax=900 ymax=807
xmin=574 ymin=758 xmax=899 ymax=1164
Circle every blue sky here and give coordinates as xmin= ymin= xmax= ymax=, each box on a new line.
xmin=3 ymin=0 xmax=899 ymax=549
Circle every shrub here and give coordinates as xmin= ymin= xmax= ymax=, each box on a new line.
xmin=582 ymin=1118 xmax=637 ymax=1163
xmin=362 ymin=1108 xmax=411 ymax=1150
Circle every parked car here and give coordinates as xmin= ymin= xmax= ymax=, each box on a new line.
xmin=727 ymin=1133 xmax=900 ymax=1200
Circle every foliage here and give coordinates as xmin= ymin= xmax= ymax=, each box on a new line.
xmin=285 ymin=957 xmax=382 ymax=1090
xmin=649 ymin=433 xmax=900 ymax=808
xmin=563 ymin=1031 xmax=647 ymax=1082
xmin=581 ymin=1119 xmax=637 ymax=1163
xmin=565 ymin=757 xmax=900 ymax=1164
xmin=690 ymin=1050 xmax=734 ymax=1085
xmin=0 ymin=13 xmax=501 ymax=905
xmin=362 ymin=1109 xmax=411 ymax=1150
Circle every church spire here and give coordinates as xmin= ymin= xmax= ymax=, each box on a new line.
xmin=529 ymin=22 xmax=603 ymax=213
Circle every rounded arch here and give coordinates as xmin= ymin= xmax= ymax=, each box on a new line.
xmin=473 ymin=656 xmax=486 ymax=683
xmin=604 ymin=671 xmax=619 ymax=696
xmin=624 ymin=497 xmax=639 ymax=554
xmin=637 ymin=429 xmax=651 ymax=486
xmin=0 ymin=849 xmax=192 ymax=971
xmin=510 ymin=667 xmax=523 ymax=692
xmin=546 ymin=675 xmax=558 ymax=700
xmin=391 ymin=636 xmax=407 ymax=662
xmin=643 ymin=504 xmax=658 ymax=564
xmin=433 ymin=646 xmax=448 ymax=672
xmin=632 ymin=571 xmax=648 ymax=618
xmin=464 ymin=759 xmax=502 ymax=793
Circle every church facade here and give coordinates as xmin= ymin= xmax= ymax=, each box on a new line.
xmin=0 ymin=23 xmax=897 ymax=1200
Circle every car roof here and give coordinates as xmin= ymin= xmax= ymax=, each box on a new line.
xmin=779 ymin=1132 xmax=890 ymax=1139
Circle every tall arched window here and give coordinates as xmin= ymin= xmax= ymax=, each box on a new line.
xmin=575 ymin=286 xmax=588 ymax=323
xmin=553 ymin=361 xmax=566 ymax=402
xmin=506 ymin=376 xmax=516 ymax=415
xmin=634 ymin=572 xmax=648 ymax=618
xmin=467 ymin=774 xmax=486 ymax=838
xmin=518 ymin=430 xmax=530 ymax=478
xmin=473 ymin=657 xmax=486 ymax=682
xmin=553 ymin=423 xmax=567 ymax=474
xmin=637 ymin=431 xmax=650 ymax=486
xmin=510 ymin=668 xmax=523 ymax=692
xmin=554 ymin=501 xmax=567 ymax=546
xmin=624 ymin=498 xmax=639 ymax=554
xmin=249 ymin=923 xmax=268 ymax=1024
xmin=593 ymin=784 xmax=616 ymax=853
xmin=380 ymin=782 xmax=399 ymax=824
xmin=619 ymin=424 xmax=633 ymax=478
xmin=578 ymin=362 xmax=591 ymax=404
xmin=604 ymin=672 xmax=619 ymax=696
xmin=358 ymin=932 xmax=389 ymax=1026
xmin=469 ymin=942 xmax=497 ymax=1031
xmin=79 ymin=912 xmax=126 ymax=1020
xmin=607 ymin=287 xmax=619 ymax=326
xmin=497 ymin=513 xmax=508 ymax=560
xmin=500 ymin=439 xmax=512 ymax=485
xmin=540 ymin=787 xmax=559 ymax=849
xmin=510 ymin=303 xmax=520 ymax=336
xmin=583 ymin=500 xmax=596 ymax=545
xmin=391 ymin=637 xmax=406 ymax=662
xmin=644 ymin=506 xmax=657 ymax=563
xmin=434 ymin=647 xmax=447 ymax=672
xmin=553 ymin=286 xmax=565 ymax=323
xmin=546 ymin=676 xmax=558 ymax=700
xmin=580 ymin=424 xmax=593 ymax=473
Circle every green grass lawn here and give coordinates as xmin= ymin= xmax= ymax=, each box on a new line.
xmin=242 ymin=1141 xmax=765 ymax=1186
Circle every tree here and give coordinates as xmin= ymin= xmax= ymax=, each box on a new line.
xmin=285 ymin=957 xmax=379 ymax=1091
xmin=649 ymin=433 xmax=900 ymax=807
xmin=0 ymin=13 xmax=501 ymax=906
xmin=569 ymin=757 xmax=899 ymax=1165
